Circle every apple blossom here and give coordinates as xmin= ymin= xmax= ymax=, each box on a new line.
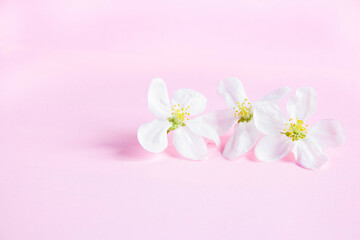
xmin=200 ymin=78 xmax=290 ymax=160
xmin=254 ymin=87 xmax=345 ymax=169
xmin=137 ymin=78 xmax=219 ymax=160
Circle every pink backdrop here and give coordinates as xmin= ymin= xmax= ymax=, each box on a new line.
xmin=1 ymin=0 xmax=360 ymax=239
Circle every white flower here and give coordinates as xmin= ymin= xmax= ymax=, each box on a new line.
xmin=137 ymin=78 xmax=220 ymax=160
xmin=200 ymin=78 xmax=291 ymax=160
xmin=254 ymin=87 xmax=346 ymax=169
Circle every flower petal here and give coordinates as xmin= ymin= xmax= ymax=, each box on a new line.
xmin=223 ymin=122 xmax=259 ymax=160
xmin=253 ymin=102 xmax=287 ymax=135
xmin=287 ymin=87 xmax=316 ymax=121
xmin=257 ymin=87 xmax=291 ymax=104
xmin=172 ymin=89 xmax=207 ymax=115
xmin=292 ymin=136 xmax=328 ymax=170
xmin=172 ymin=126 xmax=207 ymax=160
xmin=255 ymin=134 xmax=292 ymax=162
xmin=186 ymin=117 xmax=220 ymax=146
xmin=308 ymin=119 xmax=346 ymax=148
xmin=137 ymin=119 xmax=172 ymax=153
xmin=148 ymin=78 xmax=171 ymax=118
xmin=218 ymin=78 xmax=248 ymax=108
xmin=197 ymin=108 xmax=236 ymax=136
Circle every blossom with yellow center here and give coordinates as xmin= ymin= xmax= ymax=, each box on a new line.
xmin=254 ymin=87 xmax=345 ymax=170
xmin=138 ymin=78 xmax=220 ymax=160
xmin=201 ymin=78 xmax=290 ymax=160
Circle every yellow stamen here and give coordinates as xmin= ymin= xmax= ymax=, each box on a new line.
xmin=233 ymin=99 xmax=253 ymax=123
xmin=281 ymin=118 xmax=308 ymax=141
xmin=167 ymin=104 xmax=191 ymax=133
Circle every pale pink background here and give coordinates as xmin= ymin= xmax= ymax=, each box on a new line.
xmin=1 ymin=0 xmax=360 ymax=239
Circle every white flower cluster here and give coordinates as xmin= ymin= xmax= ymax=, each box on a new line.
xmin=137 ymin=78 xmax=345 ymax=170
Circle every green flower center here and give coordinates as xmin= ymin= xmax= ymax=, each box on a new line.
xmin=167 ymin=104 xmax=190 ymax=133
xmin=233 ymin=99 xmax=253 ymax=123
xmin=281 ymin=118 xmax=308 ymax=141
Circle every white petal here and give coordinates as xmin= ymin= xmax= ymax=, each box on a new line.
xmin=148 ymin=78 xmax=171 ymax=118
xmin=308 ymin=119 xmax=346 ymax=148
xmin=287 ymin=87 xmax=316 ymax=121
xmin=137 ymin=119 xmax=172 ymax=153
xmin=218 ymin=78 xmax=248 ymax=108
xmin=172 ymin=89 xmax=207 ymax=115
xmin=253 ymin=102 xmax=287 ymax=135
xmin=223 ymin=122 xmax=259 ymax=160
xmin=257 ymin=87 xmax=291 ymax=104
xmin=172 ymin=126 xmax=208 ymax=160
xmin=186 ymin=117 xmax=220 ymax=146
xmin=197 ymin=108 xmax=236 ymax=136
xmin=292 ymin=137 xmax=328 ymax=170
xmin=255 ymin=134 xmax=292 ymax=162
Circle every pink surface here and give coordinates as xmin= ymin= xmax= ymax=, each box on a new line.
xmin=1 ymin=0 xmax=360 ymax=239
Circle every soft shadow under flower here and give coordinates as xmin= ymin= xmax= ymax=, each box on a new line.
xmin=98 ymin=132 xmax=154 ymax=161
